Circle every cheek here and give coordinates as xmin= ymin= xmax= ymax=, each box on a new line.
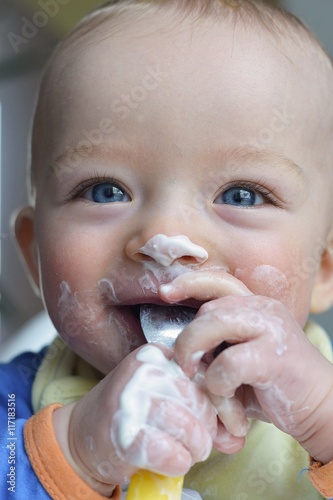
xmin=54 ymin=282 xmax=137 ymax=373
xmin=36 ymin=218 xmax=116 ymax=307
xmin=34 ymin=224 xmax=136 ymax=373
xmin=233 ymin=247 xmax=314 ymax=326
xmin=37 ymin=232 xmax=96 ymax=315
xmin=39 ymin=269 xmax=137 ymax=373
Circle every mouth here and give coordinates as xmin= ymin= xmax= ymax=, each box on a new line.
xmin=129 ymin=302 xmax=198 ymax=318
xmin=116 ymin=302 xmax=230 ymax=359
xmin=120 ymin=296 xmax=202 ymax=322
xmin=115 ymin=302 xmax=198 ymax=347
xmin=139 ymin=303 xmax=198 ymax=347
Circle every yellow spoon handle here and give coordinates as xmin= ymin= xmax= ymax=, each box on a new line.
xmin=126 ymin=470 xmax=184 ymax=499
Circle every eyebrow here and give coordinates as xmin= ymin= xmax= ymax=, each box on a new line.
xmin=218 ymin=145 xmax=305 ymax=180
xmin=49 ymin=143 xmax=147 ymax=181
xmin=51 ymin=143 xmax=140 ymax=170
xmin=50 ymin=143 xmax=305 ymax=183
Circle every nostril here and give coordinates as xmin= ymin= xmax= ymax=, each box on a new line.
xmin=131 ymin=252 xmax=200 ymax=267
xmin=176 ymin=256 xmax=202 ymax=265
xmin=133 ymin=234 xmax=209 ymax=267
xmin=132 ymin=252 xmax=155 ymax=263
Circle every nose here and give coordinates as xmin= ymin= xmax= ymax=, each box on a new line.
xmin=127 ymin=234 xmax=209 ymax=267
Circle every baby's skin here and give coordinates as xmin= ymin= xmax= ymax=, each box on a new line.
xmin=52 ymin=267 xmax=333 ymax=495
xmin=15 ymin=2 xmax=333 ymax=496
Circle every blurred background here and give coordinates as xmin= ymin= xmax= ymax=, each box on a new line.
xmin=1 ymin=0 xmax=333 ymax=344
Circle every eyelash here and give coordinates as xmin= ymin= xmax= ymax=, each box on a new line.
xmin=67 ymin=175 xmax=129 ymax=201
xmin=66 ymin=176 xmax=282 ymax=208
xmin=217 ymin=181 xmax=282 ymax=208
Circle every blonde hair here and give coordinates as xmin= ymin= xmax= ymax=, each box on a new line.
xmin=64 ymin=0 xmax=330 ymax=54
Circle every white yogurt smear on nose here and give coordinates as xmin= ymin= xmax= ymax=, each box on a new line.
xmin=137 ymin=234 xmax=208 ymax=267
xmin=139 ymin=260 xmax=197 ymax=295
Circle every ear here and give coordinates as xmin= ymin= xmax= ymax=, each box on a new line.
xmin=12 ymin=206 xmax=40 ymax=296
xmin=310 ymin=231 xmax=333 ymax=314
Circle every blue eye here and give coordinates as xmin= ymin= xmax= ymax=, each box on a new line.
xmin=216 ymin=187 xmax=264 ymax=207
xmin=83 ymin=182 xmax=130 ymax=204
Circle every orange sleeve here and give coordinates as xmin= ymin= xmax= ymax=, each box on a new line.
xmin=309 ymin=457 xmax=333 ymax=499
xmin=24 ymin=404 xmax=122 ymax=500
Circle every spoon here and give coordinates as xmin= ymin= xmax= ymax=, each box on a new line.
xmin=139 ymin=304 xmax=197 ymax=348
xmin=127 ymin=305 xmax=197 ymax=500
xmin=140 ymin=304 xmax=230 ymax=356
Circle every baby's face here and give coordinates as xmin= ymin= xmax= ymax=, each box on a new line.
xmin=28 ymin=10 xmax=333 ymax=373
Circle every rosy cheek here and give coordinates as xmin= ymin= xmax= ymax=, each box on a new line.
xmin=235 ymin=265 xmax=290 ymax=298
xmin=236 ymin=263 xmax=315 ymax=326
xmin=234 ymin=264 xmax=312 ymax=325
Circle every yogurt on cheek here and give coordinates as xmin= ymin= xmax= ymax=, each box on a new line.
xmin=235 ymin=263 xmax=311 ymax=324
xmin=235 ymin=265 xmax=291 ymax=302
xmin=55 ymin=281 xmax=139 ymax=373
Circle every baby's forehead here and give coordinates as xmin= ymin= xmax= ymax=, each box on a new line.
xmin=43 ymin=6 xmax=332 ymax=123
xmin=32 ymin=3 xmax=333 ymax=187
xmin=49 ymin=2 xmax=333 ymax=90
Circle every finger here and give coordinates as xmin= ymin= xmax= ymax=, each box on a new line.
xmin=241 ymin=387 xmax=271 ymax=422
xmin=135 ymin=345 xmax=217 ymax=429
xmin=209 ymin=393 xmax=249 ymax=438
xmin=128 ymin=426 xmax=194 ymax=476
xmin=174 ymin=296 xmax=261 ymax=376
xmin=213 ymin=421 xmax=246 ymax=454
xmin=146 ymin=343 xmax=175 ymax=360
xmin=148 ymin=399 xmax=214 ymax=463
xmin=205 ymin=340 xmax=270 ymax=398
xmin=159 ymin=271 xmax=252 ymax=304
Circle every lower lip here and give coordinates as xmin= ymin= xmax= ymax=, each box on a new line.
xmin=114 ymin=306 xmax=146 ymax=345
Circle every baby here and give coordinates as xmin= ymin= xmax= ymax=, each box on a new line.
xmin=5 ymin=0 xmax=333 ymax=498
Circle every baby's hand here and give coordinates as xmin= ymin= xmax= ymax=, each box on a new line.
xmin=160 ymin=271 xmax=333 ymax=464
xmin=53 ymin=344 xmax=217 ymax=493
